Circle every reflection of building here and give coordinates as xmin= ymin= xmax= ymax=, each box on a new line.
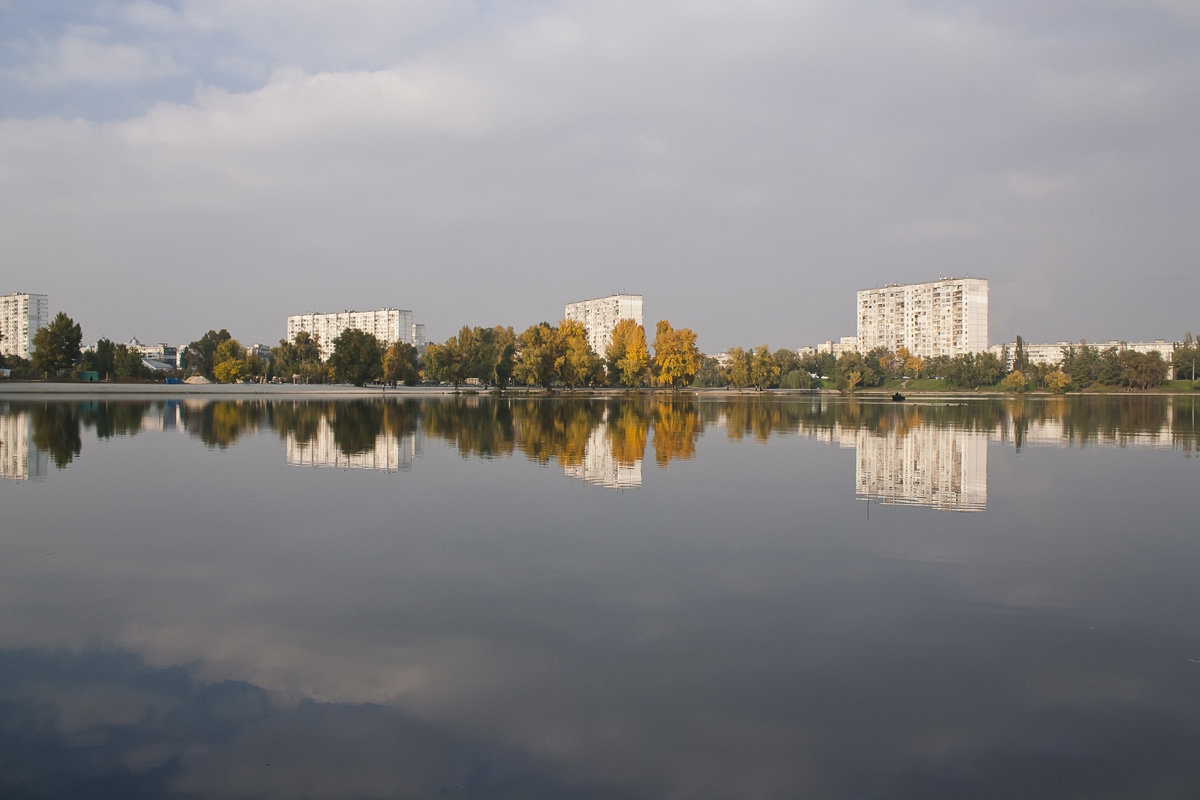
xmin=564 ymin=294 xmax=643 ymax=357
xmin=857 ymin=278 xmax=988 ymax=359
xmin=854 ymin=426 xmax=988 ymax=512
xmin=285 ymin=417 xmax=421 ymax=472
xmin=1 ymin=292 xmax=50 ymax=360
xmin=286 ymin=308 xmax=417 ymax=361
xmin=561 ymin=421 xmax=643 ymax=489
xmin=0 ymin=408 xmax=47 ymax=481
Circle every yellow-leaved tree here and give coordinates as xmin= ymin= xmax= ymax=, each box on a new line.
xmin=652 ymin=320 xmax=700 ymax=389
xmin=606 ymin=318 xmax=649 ymax=387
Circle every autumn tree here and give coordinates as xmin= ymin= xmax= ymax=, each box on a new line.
xmin=212 ymin=338 xmax=248 ymax=383
xmin=726 ymin=347 xmax=752 ymax=388
xmin=606 ymin=318 xmax=650 ymax=387
xmin=556 ymin=318 xmax=603 ymax=387
xmin=31 ymin=312 xmax=82 ymax=376
xmin=750 ymin=345 xmax=779 ymax=389
xmin=651 ymin=320 xmax=700 ymax=390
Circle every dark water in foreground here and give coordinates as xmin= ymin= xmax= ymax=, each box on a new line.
xmin=1 ymin=394 xmax=1198 ymax=799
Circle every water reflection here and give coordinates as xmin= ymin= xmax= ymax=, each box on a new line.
xmin=3 ymin=396 xmax=1198 ymax=499
xmin=2 ymin=393 xmax=1199 ymax=798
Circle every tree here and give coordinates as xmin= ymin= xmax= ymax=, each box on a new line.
xmin=273 ymin=330 xmax=324 ymax=382
xmin=329 ymin=329 xmax=384 ymax=386
xmin=556 ymin=318 xmax=603 ymax=387
xmin=606 ymin=319 xmax=649 ymax=387
xmin=651 ymin=320 xmax=700 ymax=389
xmin=31 ymin=312 xmax=82 ymax=376
xmin=835 ymin=351 xmax=866 ymax=392
xmin=1045 ymin=370 xmax=1070 ymax=394
xmin=81 ymin=338 xmax=117 ymax=378
xmin=383 ymin=341 xmax=420 ymax=385
xmin=1013 ymin=335 xmax=1030 ymax=373
xmin=1118 ymin=350 xmax=1168 ymax=390
xmin=210 ymin=338 xmax=248 ymax=383
xmin=1173 ymin=332 xmax=1197 ymax=381
xmin=750 ymin=346 xmax=779 ymax=389
xmin=113 ymin=343 xmax=152 ymax=380
xmin=185 ymin=329 xmax=232 ymax=379
xmin=514 ymin=323 xmax=564 ymax=388
xmin=726 ymin=348 xmax=752 ymax=388
xmin=1002 ymin=370 xmax=1027 ymax=393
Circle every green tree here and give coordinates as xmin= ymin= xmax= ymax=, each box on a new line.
xmin=113 ymin=344 xmax=152 ymax=380
xmin=329 ymin=329 xmax=384 ymax=386
xmin=31 ymin=312 xmax=82 ymax=376
xmin=1173 ymin=332 xmax=1197 ymax=381
xmin=272 ymin=330 xmax=324 ymax=382
xmin=81 ymin=338 xmax=117 ymax=378
xmin=383 ymin=341 xmax=420 ymax=385
xmin=692 ymin=356 xmax=726 ymax=387
xmin=606 ymin=319 xmax=649 ymax=387
xmin=1118 ymin=350 xmax=1168 ymax=390
xmin=652 ymin=320 xmax=700 ymax=389
xmin=184 ymin=329 xmax=232 ymax=379
xmin=514 ymin=323 xmax=564 ymax=388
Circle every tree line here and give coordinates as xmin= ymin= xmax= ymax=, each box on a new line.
xmin=5 ymin=310 xmax=1197 ymax=394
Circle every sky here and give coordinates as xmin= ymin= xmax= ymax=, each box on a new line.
xmin=1 ymin=0 xmax=1197 ymax=353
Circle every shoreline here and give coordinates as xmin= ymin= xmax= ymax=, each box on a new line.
xmin=0 ymin=382 xmax=1194 ymax=401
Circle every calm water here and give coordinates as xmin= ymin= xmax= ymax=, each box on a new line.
xmin=1 ymin=394 xmax=1198 ymax=799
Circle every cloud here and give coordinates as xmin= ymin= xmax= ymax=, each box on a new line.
xmin=14 ymin=26 xmax=180 ymax=86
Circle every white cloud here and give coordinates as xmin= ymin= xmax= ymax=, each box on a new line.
xmin=16 ymin=26 xmax=180 ymax=86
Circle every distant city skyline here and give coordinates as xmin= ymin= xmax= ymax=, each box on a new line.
xmin=2 ymin=3 xmax=1197 ymax=351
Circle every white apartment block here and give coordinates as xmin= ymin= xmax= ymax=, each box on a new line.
xmin=1 ymin=292 xmax=49 ymax=360
xmin=564 ymin=293 xmax=643 ymax=357
xmin=993 ymin=340 xmax=1177 ymax=371
xmin=857 ymin=278 xmax=988 ymax=359
xmin=286 ymin=308 xmax=414 ymax=361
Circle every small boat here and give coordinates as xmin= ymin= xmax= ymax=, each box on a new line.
xmin=891 ymin=392 xmax=905 ymax=402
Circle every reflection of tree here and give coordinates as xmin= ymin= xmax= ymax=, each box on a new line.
xmin=606 ymin=400 xmax=649 ymax=465
xmin=179 ymin=401 xmax=267 ymax=449
xmin=652 ymin=397 xmax=702 ymax=466
xmin=30 ymin=403 xmax=81 ymax=468
xmin=513 ymin=400 xmax=606 ymax=467
xmin=79 ymin=401 xmax=152 ymax=439
xmin=269 ymin=402 xmax=327 ymax=447
xmin=329 ymin=401 xmax=386 ymax=456
xmin=421 ymin=398 xmax=516 ymax=459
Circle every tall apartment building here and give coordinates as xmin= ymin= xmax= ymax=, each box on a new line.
xmin=286 ymin=308 xmax=414 ymax=361
xmin=857 ymin=278 xmax=988 ymax=359
xmin=1 ymin=292 xmax=50 ymax=360
xmin=564 ymin=293 xmax=643 ymax=356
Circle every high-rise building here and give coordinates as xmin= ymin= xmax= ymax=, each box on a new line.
xmin=564 ymin=293 xmax=643 ymax=357
xmin=1 ymin=292 xmax=49 ymax=360
xmin=286 ymin=308 xmax=414 ymax=361
xmin=856 ymin=278 xmax=988 ymax=358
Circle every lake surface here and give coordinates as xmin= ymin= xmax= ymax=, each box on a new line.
xmin=1 ymin=394 xmax=1198 ymax=799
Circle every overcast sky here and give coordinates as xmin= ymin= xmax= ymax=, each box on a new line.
xmin=2 ymin=0 xmax=1197 ymax=352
